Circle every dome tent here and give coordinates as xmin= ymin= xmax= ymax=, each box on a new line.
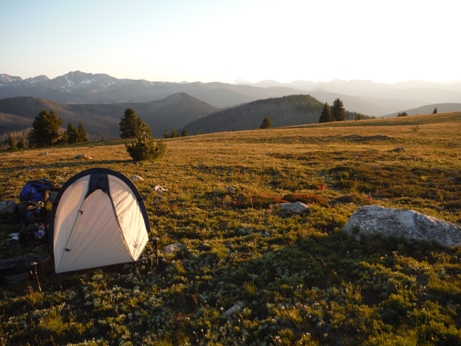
xmin=49 ymin=168 xmax=150 ymax=274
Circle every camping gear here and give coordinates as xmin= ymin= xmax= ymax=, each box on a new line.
xmin=17 ymin=178 xmax=61 ymax=225
xmin=49 ymin=168 xmax=150 ymax=274
xmin=30 ymin=262 xmax=42 ymax=292
xmin=19 ymin=178 xmax=61 ymax=203
xmin=0 ymin=254 xmax=50 ymax=284
xmin=12 ymin=223 xmax=48 ymax=245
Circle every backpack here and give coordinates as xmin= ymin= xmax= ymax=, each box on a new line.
xmin=18 ymin=179 xmax=61 ymax=225
xmin=19 ymin=179 xmax=61 ymax=203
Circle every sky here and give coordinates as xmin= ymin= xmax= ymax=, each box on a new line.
xmin=1 ymin=0 xmax=459 ymax=84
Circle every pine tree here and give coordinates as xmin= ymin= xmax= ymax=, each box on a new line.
xmin=331 ymin=98 xmax=346 ymax=121
xmin=77 ymin=121 xmax=88 ymax=142
xmin=163 ymin=129 xmax=170 ymax=138
xmin=119 ymin=108 xmax=142 ymax=139
xmin=318 ymin=103 xmax=333 ymax=123
xmin=28 ymin=110 xmax=62 ymax=147
xmin=433 ymin=107 xmax=438 ymax=114
xmin=260 ymin=116 xmax=272 ymax=129
xmin=170 ymin=130 xmax=179 ymax=138
xmin=65 ymin=122 xmax=79 ymax=144
xmin=125 ymin=121 xmax=166 ymax=162
xmin=181 ymin=129 xmax=188 ymax=137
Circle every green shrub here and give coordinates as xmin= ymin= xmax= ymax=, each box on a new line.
xmin=125 ymin=122 xmax=166 ymax=162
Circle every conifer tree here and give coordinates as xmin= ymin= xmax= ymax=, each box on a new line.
xmin=64 ymin=122 xmax=79 ymax=144
xmin=125 ymin=120 xmax=166 ymax=162
xmin=181 ymin=129 xmax=188 ymax=137
xmin=433 ymin=107 xmax=438 ymax=114
xmin=318 ymin=103 xmax=333 ymax=123
xmin=77 ymin=121 xmax=89 ymax=142
xmin=28 ymin=110 xmax=62 ymax=147
xmin=331 ymin=98 xmax=346 ymax=121
xmin=260 ymin=116 xmax=272 ymax=129
xmin=119 ymin=108 xmax=142 ymax=139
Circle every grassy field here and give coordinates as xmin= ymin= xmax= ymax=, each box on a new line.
xmin=1 ymin=112 xmax=461 ymax=345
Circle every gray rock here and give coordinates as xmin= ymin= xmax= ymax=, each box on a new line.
xmin=390 ymin=147 xmax=406 ymax=152
xmin=0 ymin=200 xmax=17 ymax=214
xmin=227 ymin=186 xmax=237 ymax=193
xmin=238 ymin=228 xmax=248 ymax=235
xmin=343 ymin=205 xmax=461 ymax=248
xmin=163 ymin=243 xmax=186 ymax=254
xmin=130 ymin=175 xmax=144 ymax=181
xmin=223 ymin=301 xmax=245 ymax=317
xmin=279 ymin=201 xmax=309 ymax=215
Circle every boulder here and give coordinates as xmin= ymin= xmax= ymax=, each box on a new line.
xmin=0 ymin=200 xmax=17 ymax=215
xmin=343 ymin=205 xmax=461 ymax=248
xmin=279 ymin=201 xmax=309 ymax=215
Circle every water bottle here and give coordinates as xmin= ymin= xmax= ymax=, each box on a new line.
xmin=35 ymin=223 xmax=46 ymax=240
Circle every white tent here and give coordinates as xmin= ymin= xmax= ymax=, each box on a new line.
xmin=49 ymin=168 xmax=150 ymax=273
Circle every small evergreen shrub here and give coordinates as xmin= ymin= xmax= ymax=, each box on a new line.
xmin=125 ymin=122 xmax=166 ymax=162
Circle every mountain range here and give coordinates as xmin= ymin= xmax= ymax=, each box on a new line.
xmin=1 ymin=71 xmax=461 ymax=138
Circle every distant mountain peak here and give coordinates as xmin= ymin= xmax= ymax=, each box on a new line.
xmin=0 ymin=74 xmax=23 ymax=84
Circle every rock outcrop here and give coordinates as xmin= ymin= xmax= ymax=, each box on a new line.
xmin=343 ymin=205 xmax=461 ymax=248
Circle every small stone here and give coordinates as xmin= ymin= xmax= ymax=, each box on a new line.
xmin=279 ymin=201 xmax=309 ymax=215
xmin=223 ymin=301 xmax=245 ymax=317
xmin=74 ymin=154 xmax=92 ymax=160
xmin=163 ymin=243 xmax=186 ymax=254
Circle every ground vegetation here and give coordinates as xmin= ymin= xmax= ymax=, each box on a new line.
xmin=1 ymin=112 xmax=461 ymax=345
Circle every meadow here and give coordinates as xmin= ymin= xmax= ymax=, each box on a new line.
xmin=1 ymin=112 xmax=461 ymax=345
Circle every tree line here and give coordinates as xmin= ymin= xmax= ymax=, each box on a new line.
xmin=318 ymin=98 xmax=370 ymax=123
xmin=2 ymin=110 xmax=89 ymax=150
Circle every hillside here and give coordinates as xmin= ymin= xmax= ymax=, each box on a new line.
xmin=1 ymin=112 xmax=461 ymax=344
xmin=382 ymin=102 xmax=461 ymax=118
xmin=308 ymin=89 xmax=427 ymax=117
xmin=0 ymin=94 xmax=218 ymax=138
xmin=184 ymin=94 xmax=369 ymax=134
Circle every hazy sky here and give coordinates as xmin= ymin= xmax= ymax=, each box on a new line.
xmin=1 ymin=0 xmax=459 ymax=84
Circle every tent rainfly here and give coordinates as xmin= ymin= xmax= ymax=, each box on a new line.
xmin=49 ymin=168 xmax=150 ymax=274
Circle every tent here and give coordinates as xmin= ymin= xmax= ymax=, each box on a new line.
xmin=49 ymin=168 xmax=150 ymax=274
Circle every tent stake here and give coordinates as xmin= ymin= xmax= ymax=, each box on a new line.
xmin=30 ymin=262 xmax=42 ymax=292
xmin=155 ymin=237 xmax=159 ymax=267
